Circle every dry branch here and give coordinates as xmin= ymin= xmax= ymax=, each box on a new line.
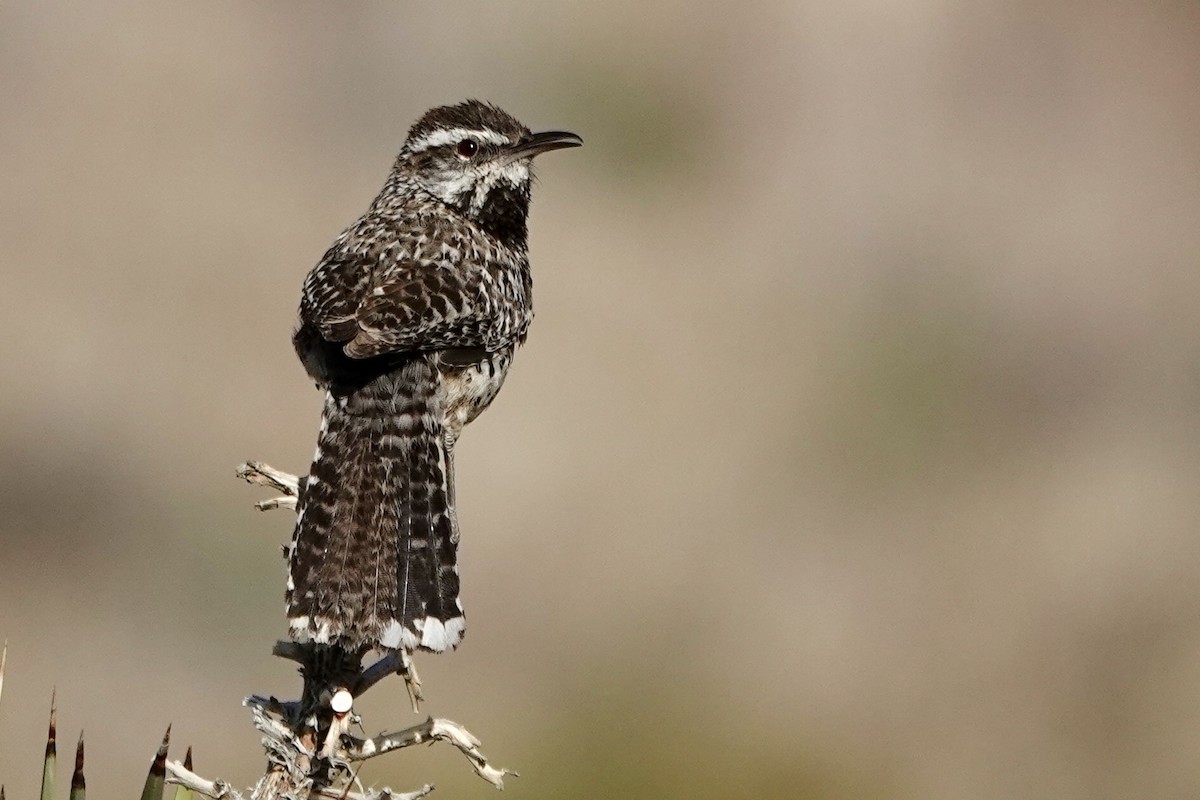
xmin=236 ymin=461 xmax=300 ymax=511
xmin=346 ymin=718 xmax=515 ymax=789
xmin=166 ymin=760 xmax=243 ymax=800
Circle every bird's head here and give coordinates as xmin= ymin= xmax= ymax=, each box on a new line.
xmin=392 ymin=100 xmax=582 ymax=246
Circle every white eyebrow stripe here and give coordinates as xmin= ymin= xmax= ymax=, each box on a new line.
xmin=407 ymin=127 xmax=511 ymax=152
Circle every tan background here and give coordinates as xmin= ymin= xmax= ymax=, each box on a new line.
xmin=3 ymin=2 xmax=1200 ymax=798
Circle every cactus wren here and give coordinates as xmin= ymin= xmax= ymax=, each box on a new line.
xmin=286 ymin=100 xmax=581 ymax=653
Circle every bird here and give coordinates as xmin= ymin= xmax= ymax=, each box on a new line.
xmin=285 ymin=100 xmax=581 ymax=654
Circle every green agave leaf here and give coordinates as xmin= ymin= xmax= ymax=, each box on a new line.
xmin=140 ymin=725 xmax=170 ymax=800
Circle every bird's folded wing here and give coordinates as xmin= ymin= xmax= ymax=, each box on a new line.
xmin=299 ymin=217 xmax=527 ymax=359
xmin=346 ymin=263 xmax=491 ymax=358
xmin=299 ymin=226 xmax=380 ymax=343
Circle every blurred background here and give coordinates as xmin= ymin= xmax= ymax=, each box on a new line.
xmin=2 ymin=2 xmax=1200 ymax=798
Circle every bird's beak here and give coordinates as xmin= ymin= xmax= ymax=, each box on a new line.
xmin=506 ymin=130 xmax=584 ymax=161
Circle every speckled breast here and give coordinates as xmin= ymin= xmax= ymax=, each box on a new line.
xmin=437 ymin=346 xmax=515 ymax=439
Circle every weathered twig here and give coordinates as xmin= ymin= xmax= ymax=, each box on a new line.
xmin=245 ymin=643 xmax=511 ymax=795
xmin=345 ymin=718 xmax=515 ymax=789
xmin=166 ymin=759 xmax=244 ymax=800
xmin=320 ymin=786 xmax=433 ymax=800
xmin=237 ymin=461 xmax=300 ymax=511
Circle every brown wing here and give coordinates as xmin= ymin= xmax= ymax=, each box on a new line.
xmin=344 ymin=263 xmax=507 ymax=358
xmin=300 ymin=212 xmax=531 ymax=359
xmin=299 ymin=222 xmax=386 ymax=343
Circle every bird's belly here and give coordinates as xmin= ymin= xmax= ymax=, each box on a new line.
xmin=439 ymin=350 xmax=514 ymax=438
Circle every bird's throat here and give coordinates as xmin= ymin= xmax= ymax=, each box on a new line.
xmin=468 ymin=184 xmax=530 ymax=250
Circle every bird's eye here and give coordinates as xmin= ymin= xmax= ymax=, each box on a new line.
xmin=455 ymin=139 xmax=479 ymax=159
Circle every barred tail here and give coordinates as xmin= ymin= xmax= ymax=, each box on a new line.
xmin=286 ymin=355 xmax=464 ymax=652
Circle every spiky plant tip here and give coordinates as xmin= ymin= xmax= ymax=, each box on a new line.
xmin=70 ymin=731 xmax=86 ymax=800
xmin=158 ymin=724 xmax=172 ymax=758
xmin=74 ymin=730 xmax=85 ymax=768
xmin=171 ymin=746 xmax=195 ymax=800
xmin=141 ymin=724 xmax=171 ymax=800
xmin=46 ymin=688 xmax=58 ymax=753
xmin=41 ymin=692 xmax=57 ymax=800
